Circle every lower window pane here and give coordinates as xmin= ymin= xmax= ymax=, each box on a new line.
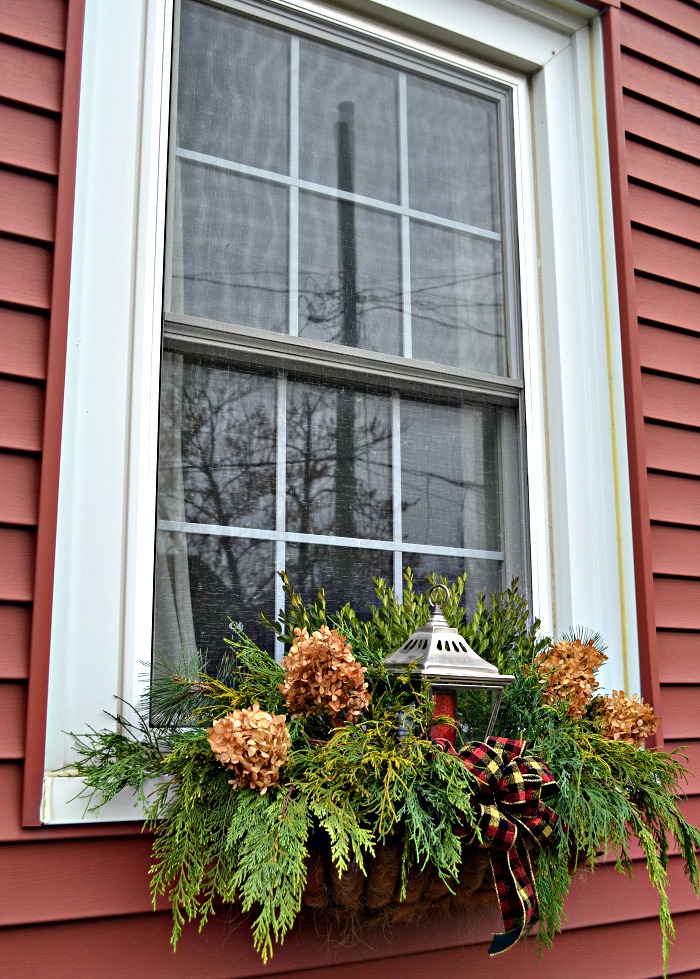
xmin=401 ymin=399 xmax=502 ymax=551
xmin=284 ymin=543 xmax=393 ymax=619
xmin=286 ymin=377 xmax=393 ymax=540
xmin=154 ymin=531 xmax=276 ymax=668
xmin=402 ymin=553 xmax=503 ymax=612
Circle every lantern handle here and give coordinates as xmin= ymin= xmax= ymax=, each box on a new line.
xmin=427 ymin=583 xmax=450 ymax=608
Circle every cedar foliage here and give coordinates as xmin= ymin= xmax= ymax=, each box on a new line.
xmin=72 ymin=572 xmax=700 ymax=974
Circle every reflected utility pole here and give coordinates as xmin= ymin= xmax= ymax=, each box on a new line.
xmin=335 ymin=101 xmax=357 ymax=583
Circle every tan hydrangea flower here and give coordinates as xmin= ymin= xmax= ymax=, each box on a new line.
xmin=595 ymin=690 xmax=659 ymax=748
xmin=535 ymin=639 xmax=607 ymax=718
xmin=279 ymin=625 xmax=370 ymax=723
xmin=207 ymin=703 xmax=290 ymax=794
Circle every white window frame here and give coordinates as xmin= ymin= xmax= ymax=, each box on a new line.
xmin=42 ymin=0 xmax=638 ymax=823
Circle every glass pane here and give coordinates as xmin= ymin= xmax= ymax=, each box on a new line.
xmin=171 ymin=161 xmax=288 ymax=332
xmin=177 ymin=1 xmax=289 ymax=173
xmin=286 ymin=378 xmax=393 ymax=540
xmin=407 ymin=75 xmax=500 ymax=231
xmin=158 ymin=353 xmax=277 ymax=530
xmin=154 ymin=531 xmax=276 ymax=666
xmin=402 ymin=554 xmax=503 ymax=613
xmin=284 ymin=543 xmax=393 ymax=619
xmin=410 ymin=222 xmax=504 ymax=374
xmin=298 ymin=193 xmax=402 ymax=354
xmin=401 ymin=400 xmax=501 ymax=551
xmin=299 ymin=40 xmax=399 ymax=202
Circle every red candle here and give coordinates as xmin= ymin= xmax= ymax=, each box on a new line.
xmin=431 ymin=689 xmax=456 ymax=745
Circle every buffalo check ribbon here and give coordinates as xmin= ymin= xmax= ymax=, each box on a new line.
xmin=434 ymin=736 xmax=559 ymax=955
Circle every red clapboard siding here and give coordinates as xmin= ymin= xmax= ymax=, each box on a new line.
xmin=648 ymin=473 xmax=700 ymax=525
xmin=0 ymin=838 xmax=161 ymax=926
xmin=0 ymin=683 xmax=26 ymax=759
xmin=0 ymin=40 xmax=64 ymax=114
xmin=651 ymin=525 xmax=700 ymax=576
xmin=0 ymin=527 xmax=35 ymax=601
xmin=0 ymin=379 xmax=44 ymax=452
xmin=0 ymin=857 xmax=694 ymax=975
xmin=624 ymin=96 xmax=700 ymax=161
xmin=629 ymin=185 xmax=700 ymax=246
xmin=626 ymin=141 xmax=700 ymax=200
xmin=642 ymin=373 xmax=700 ymax=427
xmin=639 ymin=324 xmax=700 ymax=379
xmin=622 ymin=0 xmax=700 ymax=39
xmin=646 ymin=424 xmax=700 ymax=475
xmin=0 ymin=239 xmax=53 ymax=310
xmin=621 ymin=52 xmax=700 ymax=119
xmin=0 ymin=103 xmax=60 ymax=176
xmin=661 ymin=687 xmax=700 ymax=740
xmin=0 ymin=606 xmax=31 ymax=680
xmin=0 ymin=308 xmax=48 ymax=380
xmin=655 ymin=578 xmax=700 ymax=629
xmin=0 ymin=170 xmax=57 ymax=243
xmin=631 ymin=229 xmax=700 ymax=290
xmin=2 ymin=907 xmax=699 ymax=979
xmin=0 ymin=0 xmax=67 ymax=52
xmin=657 ymin=635 xmax=700 ymax=685
xmin=620 ymin=10 xmax=700 ymax=80
xmin=0 ymin=453 xmax=40 ymax=526
xmin=664 ymin=740 xmax=700 ymax=791
xmin=636 ymin=277 xmax=700 ymax=333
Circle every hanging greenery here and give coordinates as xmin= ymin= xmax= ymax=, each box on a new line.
xmin=72 ymin=571 xmax=700 ymax=974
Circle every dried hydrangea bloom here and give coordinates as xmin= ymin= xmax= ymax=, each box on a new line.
xmin=535 ymin=639 xmax=608 ymax=718
xmin=207 ymin=703 xmax=290 ymax=794
xmin=280 ymin=624 xmax=370 ymax=723
xmin=595 ymin=690 xmax=659 ymax=748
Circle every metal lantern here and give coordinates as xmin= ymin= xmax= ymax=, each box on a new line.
xmin=384 ymin=584 xmax=514 ymax=744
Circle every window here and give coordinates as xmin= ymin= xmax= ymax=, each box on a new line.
xmin=42 ymin=0 xmax=640 ymax=822
xmin=154 ymin=0 xmax=526 ymax=664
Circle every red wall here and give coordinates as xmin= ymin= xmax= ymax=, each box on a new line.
xmin=1 ymin=0 xmax=699 ymax=976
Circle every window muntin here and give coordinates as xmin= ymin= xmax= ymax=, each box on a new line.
xmin=157 ymin=0 xmax=526 ymax=665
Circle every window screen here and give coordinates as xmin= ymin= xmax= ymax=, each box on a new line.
xmin=155 ymin=0 xmax=527 ymax=664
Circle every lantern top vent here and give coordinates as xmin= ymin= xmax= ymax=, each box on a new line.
xmin=383 ymin=585 xmax=514 ymax=689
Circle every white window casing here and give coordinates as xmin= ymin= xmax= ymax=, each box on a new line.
xmin=42 ymin=0 xmax=638 ymax=823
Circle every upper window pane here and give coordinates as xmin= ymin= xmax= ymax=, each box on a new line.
xmin=168 ymin=2 xmax=512 ymax=378
xmin=177 ymin=1 xmax=289 ymax=172
xmin=407 ymin=75 xmax=501 ymax=231
xmin=299 ymin=40 xmax=400 ymax=202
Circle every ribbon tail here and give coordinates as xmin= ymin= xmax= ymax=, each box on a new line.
xmin=488 ymin=925 xmax=523 ymax=956
xmin=488 ymin=845 xmax=539 ymax=957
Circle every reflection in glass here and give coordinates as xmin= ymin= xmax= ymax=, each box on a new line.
xmin=286 ymin=379 xmax=393 ymax=541
xmin=177 ymin=1 xmax=289 ymax=173
xmin=402 ymin=554 xmax=503 ymax=613
xmin=171 ymin=162 xmax=288 ymax=332
xmin=410 ymin=222 xmax=504 ymax=374
xmin=407 ymin=75 xmax=500 ymax=231
xmin=298 ymin=193 xmax=402 ymax=354
xmin=158 ymin=355 xmax=277 ymax=531
xmin=285 ymin=543 xmax=393 ymax=619
xmin=401 ymin=400 xmax=500 ymax=551
xmin=154 ymin=532 xmax=276 ymax=667
xmin=300 ymin=40 xmax=399 ymax=202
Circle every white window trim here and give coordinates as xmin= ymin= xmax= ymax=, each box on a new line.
xmin=43 ymin=0 xmax=638 ymax=824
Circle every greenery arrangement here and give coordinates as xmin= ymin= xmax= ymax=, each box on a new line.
xmin=72 ymin=572 xmax=700 ymax=974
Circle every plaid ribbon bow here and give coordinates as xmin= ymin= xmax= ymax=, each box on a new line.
xmin=434 ymin=735 xmax=559 ymax=955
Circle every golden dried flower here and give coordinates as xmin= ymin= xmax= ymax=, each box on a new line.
xmin=594 ymin=690 xmax=659 ymax=748
xmin=535 ymin=639 xmax=607 ymax=718
xmin=207 ymin=703 xmax=290 ymax=794
xmin=280 ymin=625 xmax=370 ymax=723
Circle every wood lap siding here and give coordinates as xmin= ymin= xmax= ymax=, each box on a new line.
xmin=621 ymin=0 xmax=700 ymax=971
xmin=1 ymin=0 xmax=699 ymax=977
